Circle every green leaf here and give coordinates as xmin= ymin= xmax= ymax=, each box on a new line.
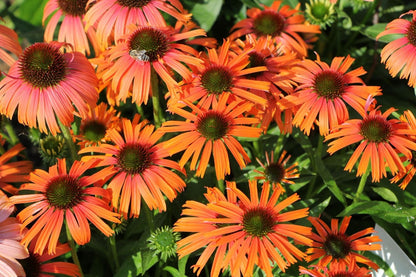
xmin=309 ymin=197 xmax=332 ymax=217
xmin=191 ymin=0 xmax=224 ymax=32
xmin=115 ymin=250 xmax=158 ymax=277
xmin=372 ymin=187 xmax=398 ymax=203
xmin=11 ymin=0 xmax=48 ymax=26
xmin=338 ymin=200 xmax=392 ymax=217
xmin=363 ymin=23 xmax=403 ymax=43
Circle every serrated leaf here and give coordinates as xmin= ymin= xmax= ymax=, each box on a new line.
xmin=191 ymin=0 xmax=224 ymax=32
xmin=372 ymin=187 xmax=398 ymax=203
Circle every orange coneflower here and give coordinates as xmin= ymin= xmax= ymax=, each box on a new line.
xmin=174 ymin=180 xmax=312 ymax=277
xmin=306 ymin=216 xmax=381 ymax=270
xmin=280 ymin=55 xmax=381 ymax=136
xmin=377 ymin=10 xmax=416 ymax=87
xmin=84 ymin=0 xmax=191 ymax=49
xmin=325 ymin=101 xmax=416 ymax=182
xmin=78 ymin=115 xmax=186 ymax=219
xmin=0 ymin=144 xmax=32 ymax=195
xmin=10 ymin=159 xmax=120 ymax=255
xmin=254 ymin=150 xmax=299 ymax=191
xmin=229 ymin=1 xmax=320 ymax=57
xmin=43 ymin=0 xmax=100 ymax=56
xmin=74 ymin=102 xmax=120 ymax=148
xmin=0 ymin=22 xmax=22 ymax=67
xmin=0 ymin=42 xmax=99 ymax=135
xmin=176 ymin=38 xmax=270 ymax=107
xmin=0 ymin=191 xmax=29 ymax=277
xmin=299 ymin=261 xmax=372 ymax=277
xmin=95 ymin=24 xmax=204 ymax=106
xmin=161 ymin=93 xmax=263 ymax=180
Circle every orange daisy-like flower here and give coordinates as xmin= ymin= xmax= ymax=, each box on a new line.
xmin=0 ymin=42 xmax=99 ymax=135
xmin=299 ymin=261 xmax=372 ymax=277
xmin=0 ymin=22 xmax=22 ymax=67
xmin=0 ymin=144 xmax=32 ymax=195
xmin=43 ymin=0 xmax=100 ymax=55
xmin=174 ymin=180 xmax=312 ymax=276
xmin=0 ymin=191 xmax=29 ymax=277
xmin=229 ymin=1 xmax=320 ymax=57
xmin=377 ymin=10 xmax=416 ymax=87
xmin=74 ymin=102 xmax=120 ymax=148
xmin=10 ymin=159 xmax=120 ymax=255
xmin=161 ymin=94 xmax=263 ymax=180
xmin=79 ymin=116 xmax=186 ymax=219
xmin=280 ymin=55 xmax=381 ymax=136
xmin=325 ymin=102 xmax=416 ymax=182
xmin=96 ymin=24 xmax=204 ymax=106
xmin=176 ymin=39 xmax=270 ymax=107
xmin=306 ymin=216 xmax=381 ymax=270
xmin=254 ymin=150 xmax=299 ymax=191
xmin=84 ymin=0 xmax=190 ymax=49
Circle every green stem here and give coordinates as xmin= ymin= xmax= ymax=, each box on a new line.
xmin=66 ymin=222 xmax=84 ymax=277
xmin=2 ymin=116 xmax=19 ymax=145
xmin=217 ymin=179 xmax=225 ymax=193
xmin=58 ymin=119 xmax=79 ymax=163
xmin=136 ymin=104 xmax=145 ymax=119
xmin=151 ymin=67 xmax=164 ymax=128
xmin=305 ymin=135 xmax=324 ymax=199
xmin=354 ymin=165 xmax=371 ymax=203
xmin=143 ymin=203 xmax=155 ymax=232
xmin=109 ymin=235 xmax=120 ymax=272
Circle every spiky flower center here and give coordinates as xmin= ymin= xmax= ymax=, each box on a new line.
xmin=407 ymin=20 xmax=416 ymax=46
xmin=264 ymin=162 xmax=285 ymax=183
xmin=82 ymin=120 xmax=107 ymax=142
xmin=314 ymin=71 xmax=344 ymax=99
xmin=242 ymin=207 xmax=276 ymax=237
xmin=311 ymin=2 xmax=330 ymax=20
xmin=58 ymin=0 xmax=88 ymax=16
xmin=19 ymin=43 xmax=67 ymax=88
xmin=46 ymin=176 xmax=83 ymax=209
xmin=253 ymin=11 xmax=286 ymax=37
xmin=331 ymin=273 xmax=354 ymax=277
xmin=117 ymin=143 xmax=152 ymax=174
xmin=247 ymin=52 xmax=266 ymax=78
xmin=117 ymin=0 xmax=152 ymax=8
xmin=360 ymin=116 xmax=392 ymax=143
xmin=196 ymin=111 xmax=230 ymax=140
xmin=323 ymin=233 xmax=352 ymax=259
xmin=201 ymin=66 xmax=233 ymax=94
xmin=128 ymin=27 xmax=169 ymax=62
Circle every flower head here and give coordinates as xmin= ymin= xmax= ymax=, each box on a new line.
xmin=377 ymin=10 xmax=416 ymax=87
xmin=299 ymin=261 xmax=372 ymax=277
xmin=306 ymin=216 xmax=381 ymax=270
xmin=79 ymin=115 xmax=186 ymax=218
xmin=305 ymin=0 xmax=336 ymax=29
xmin=10 ymin=159 xmax=120 ymax=255
xmin=174 ymin=180 xmax=312 ymax=276
xmin=147 ymin=226 xmax=180 ymax=262
xmin=0 ymin=42 xmax=99 ymax=135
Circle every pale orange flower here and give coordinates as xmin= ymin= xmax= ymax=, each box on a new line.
xmin=0 ymin=22 xmax=22 ymax=67
xmin=10 ymin=159 xmax=120 ymax=255
xmin=174 ymin=180 xmax=312 ymax=276
xmin=299 ymin=261 xmax=372 ymax=277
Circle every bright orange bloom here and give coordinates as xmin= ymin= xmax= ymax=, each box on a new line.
xmin=161 ymin=94 xmax=263 ymax=180
xmin=0 ymin=191 xmax=29 ymax=277
xmin=79 ymin=116 xmax=186 ymax=219
xmin=43 ymin=0 xmax=100 ymax=55
xmin=176 ymin=38 xmax=270 ymax=107
xmin=84 ymin=0 xmax=190 ymax=49
xmin=74 ymin=102 xmax=120 ymax=148
xmin=299 ymin=261 xmax=372 ymax=277
xmin=377 ymin=10 xmax=416 ymax=87
xmin=306 ymin=216 xmax=381 ymax=270
xmin=254 ymin=150 xmax=299 ymax=191
xmin=10 ymin=159 xmax=120 ymax=255
xmin=174 ymin=180 xmax=312 ymax=277
xmin=0 ymin=144 xmax=32 ymax=195
xmin=325 ymin=102 xmax=416 ymax=182
xmin=0 ymin=42 xmax=98 ymax=135
xmin=281 ymin=55 xmax=381 ymax=136
xmin=0 ymin=22 xmax=22 ymax=67
xmin=229 ymin=1 xmax=320 ymax=57
xmin=96 ymin=24 xmax=204 ymax=106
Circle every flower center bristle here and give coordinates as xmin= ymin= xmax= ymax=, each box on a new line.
xmin=196 ymin=111 xmax=230 ymax=140
xmin=253 ymin=11 xmax=286 ymax=37
xmin=331 ymin=273 xmax=354 ymax=277
xmin=58 ymin=0 xmax=88 ymax=16
xmin=360 ymin=116 xmax=391 ymax=143
xmin=46 ymin=176 xmax=83 ymax=209
xmin=311 ymin=2 xmax=329 ymax=20
xmin=201 ymin=66 xmax=233 ymax=94
xmin=128 ymin=27 xmax=168 ymax=62
xmin=242 ymin=207 xmax=276 ymax=237
xmin=407 ymin=20 xmax=416 ymax=46
xmin=117 ymin=143 xmax=152 ymax=174
xmin=264 ymin=162 xmax=285 ymax=183
xmin=82 ymin=120 xmax=107 ymax=142
xmin=20 ymin=43 xmax=67 ymax=88
xmin=247 ymin=52 xmax=266 ymax=78
xmin=323 ymin=234 xmax=351 ymax=259
xmin=314 ymin=71 xmax=344 ymax=99
xmin=117 ymin=0 xmax=152 ymax=8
